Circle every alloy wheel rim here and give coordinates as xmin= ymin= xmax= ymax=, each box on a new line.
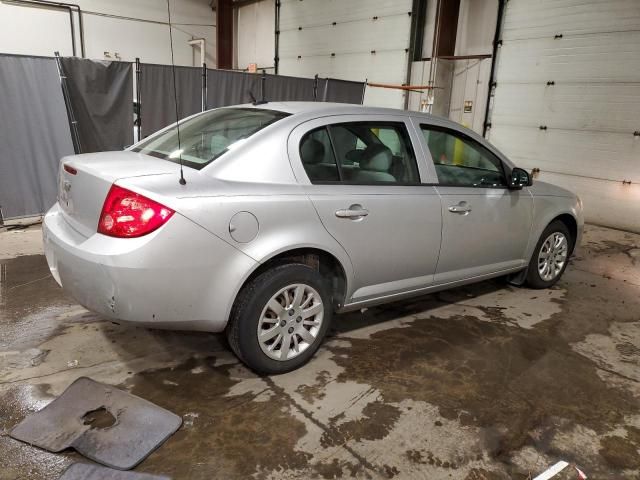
xmin=538 ymin=232 xmax=568 ymax=281
xmin=257 ymin=283 xmax=324 ymax=361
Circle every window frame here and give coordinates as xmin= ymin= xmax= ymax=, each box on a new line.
xmin=299 ymin=120 xmax=422 ymax=186
xmin=419 ymin=123 xmax=509 ymax=189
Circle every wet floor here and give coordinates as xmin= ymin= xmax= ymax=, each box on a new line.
xmin=1 ymin=225 xmax=639 ymax=479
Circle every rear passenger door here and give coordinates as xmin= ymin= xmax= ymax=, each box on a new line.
xmin=288 ymin=115 xmax=442 ymax=305
xmin=416 ymin=122 xmax=533 ymax=283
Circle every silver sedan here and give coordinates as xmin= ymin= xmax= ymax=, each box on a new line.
xmin=43 ymin=102 xmax=583 ymax=373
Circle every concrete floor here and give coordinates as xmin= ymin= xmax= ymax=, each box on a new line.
xmin=1 ymin=224 xmax=639 ymax=480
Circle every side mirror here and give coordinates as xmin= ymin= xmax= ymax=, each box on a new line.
xmin=508 ymin=167 xmax=532 ymax=189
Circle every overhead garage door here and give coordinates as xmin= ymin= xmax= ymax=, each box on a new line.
xmin=487 ymin=0 xmax=640 ymax=233
xmin=277 ymin=0 xmax=412 ymax=108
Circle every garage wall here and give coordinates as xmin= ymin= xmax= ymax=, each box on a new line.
xmin=0 ymin=0 xmax=216 ymax=67
xmin=277 ymin=0 xmax=412 ymax=108
xmin=487 ymin=0 xmax=640 ymax=232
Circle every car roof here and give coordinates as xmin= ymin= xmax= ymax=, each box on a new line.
xmin=234 ymin=101 xmax=425 ymax=117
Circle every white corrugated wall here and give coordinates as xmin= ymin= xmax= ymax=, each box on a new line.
xmin=487 ymin=0 xmax=640 ymax=232
xmin=277 ymin=0 xmax=413 ymax=108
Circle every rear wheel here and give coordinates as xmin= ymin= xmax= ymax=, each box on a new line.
xmin=526 ymin=220 xmax=571 ymax=289
xmin=226 ymin=263 xmax=332 ymax=374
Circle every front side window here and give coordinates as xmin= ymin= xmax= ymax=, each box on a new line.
xmin=421 ymin=126 xmax=506 ymax=187
xmin=132 ymin=108 xmax=289 ymax=170
xmin=300 ymin=121 xmax=420 ymax=184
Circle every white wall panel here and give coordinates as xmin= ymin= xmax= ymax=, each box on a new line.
xmin=489 ymin=0 xmax=640 ymax=232
xmin=502 ymin=0 xmax=640 ymax=40
xmin=279 ymin=15 xmax=410 ymax=57
xmin=491 ymin=84 xmax=640 ymax=133
xmin=489 ymin=125 xmax=640 ymax=184
xmin=278 ymin=0 xmax=412 ymax=108
xmin=497 ymin=31 xmax=640 ymax=84
xmin=279 ymin=0 xmax=411 ymax=29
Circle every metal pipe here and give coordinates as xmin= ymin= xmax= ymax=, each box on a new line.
xmin=274 ymin=0 xmax=280 ymax=74
xmin=77 ymin=5 xmax=85 ymax=57
xmin=188 ymin=38 xmax=206 ymax=66
xmin=482 ymin=0 xmax=507 ymax=137
xmin=67 ymin=7 xmax=76 ymax=56
xmin=54 ymin=51 xmax=82 ymax=153
xmin=313 ymin=74 xmax=318 ymax=101
xmin=135 ymin=57 xmax=142 ymax=142
xmin=202 ymin=62 xmax=208 ymax=111
xmin=423 ymin=53 xmax=492 ymax=61
xmin=360 ymin=78 xmax=367 ymax=105
xmin=367 ymin=81 xmax=439 ymax=91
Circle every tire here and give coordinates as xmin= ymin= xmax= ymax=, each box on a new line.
xmin=525 ymin=220 xmax=572 ymax=289
xmin=226 ymin=263 xmax=332 ymax=375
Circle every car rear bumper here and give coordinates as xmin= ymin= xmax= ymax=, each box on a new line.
xmin=43 ymin=203 xmax=257 ymax=332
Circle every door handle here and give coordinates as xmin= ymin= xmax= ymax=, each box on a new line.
xmin=448 ymin=202 xmax=472 ymax=214
xmin=335 ymin=205 xmax=369 ymax=219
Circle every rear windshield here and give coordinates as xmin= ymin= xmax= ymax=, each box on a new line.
xmin=131 ymin=107 xmax=290 ymax=170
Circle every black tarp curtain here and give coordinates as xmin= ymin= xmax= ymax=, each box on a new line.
xmin=59 ymin=57 xmax=134 ymax=154
xmin=0 ymin=55 xmax=364 ymax=219
xmin=0 ymin=54 xmax=74 ymax=219
xmin=139 ymin=64 xmax=365 ymax=137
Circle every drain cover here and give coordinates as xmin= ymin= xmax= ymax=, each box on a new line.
xmin=59 ymin=463 xmax=171 ymax=480
xmin=11 ymin=377 xmax=182 ymax=470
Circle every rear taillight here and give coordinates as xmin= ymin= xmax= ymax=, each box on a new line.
xmin=63 ymin=164 xmax=77 ymax=175
xmin=98 ymin=185 xmax=174 ymax=238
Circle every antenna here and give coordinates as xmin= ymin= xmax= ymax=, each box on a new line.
xmin=166 ymin=0 xmax=186 ymax=185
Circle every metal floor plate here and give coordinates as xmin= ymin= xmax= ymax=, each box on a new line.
xmin=59 ymin=463 xmax=171 ymax=480
xmin=11 ymin=377 xmax=182 ymax=470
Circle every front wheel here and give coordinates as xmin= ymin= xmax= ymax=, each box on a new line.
xmin=526 ymin=220 xmax=572 ymax=289
xmin=226 ymin=263 xmax=332 ymax=374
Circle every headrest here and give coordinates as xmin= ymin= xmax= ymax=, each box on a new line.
xmin=301 ymin=138 xmax=325 ymax=164
xmin=359 ymin=144 xmax=392 ymax=171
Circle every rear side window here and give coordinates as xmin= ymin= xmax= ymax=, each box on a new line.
xmin=300 ymin=122 xmax=420 ymax=184
xmin=299 ymin=128 xmax=341 ymax=182
xmin=421 ymin=126 xmax=506 ymax=187
xmin=132 ymin=108 xmax=289 ymax=170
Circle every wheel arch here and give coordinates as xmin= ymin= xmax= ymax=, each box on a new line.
xmin=551 ymin=213 xmax=578 ymax=254
xmin=227 ymin=246 xmax=351 ymax=325
xmin=511 ymin=209 xmax=580 ymax=286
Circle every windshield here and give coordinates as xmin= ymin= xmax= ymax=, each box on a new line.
xmin=131 ymin=107 xmax=290 ymax=170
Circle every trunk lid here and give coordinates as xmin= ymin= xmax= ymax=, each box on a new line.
xmin=57 ymin=151 xmax=182 ymax=237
